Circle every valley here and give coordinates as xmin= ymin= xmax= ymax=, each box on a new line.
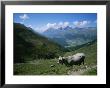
xmin=14 ymin=23 xmax=97 ymax=75
xmin=42 ymin=26 xmax=97 ymax=47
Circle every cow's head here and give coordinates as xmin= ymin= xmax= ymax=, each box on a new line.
xmin=57 ymin=56 xmax=65 ymax=64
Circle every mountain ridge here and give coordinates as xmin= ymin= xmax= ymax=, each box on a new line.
xmin=42 ymin=26 xmax=97 ymax=47
xmin=14 ymin=23 xmax=66 ymax=63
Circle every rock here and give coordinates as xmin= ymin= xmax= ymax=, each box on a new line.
xmin=50 ymin=65 xmax=55 ymax=67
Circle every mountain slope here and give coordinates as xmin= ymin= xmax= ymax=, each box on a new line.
xmin=64 ymin=41 xmax=97 ymax=65
xmin=42 ymin=26 xmax=97 ymax=47
xmin=14 ymin=41 xmax=97 ymax=75
xmin=14 ymin=23 xmax=66 ymax=63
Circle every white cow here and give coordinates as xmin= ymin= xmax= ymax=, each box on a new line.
xmin=58 ymin=53 xmax=85 ymax=66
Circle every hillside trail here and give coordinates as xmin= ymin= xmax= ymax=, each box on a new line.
xmin=67 ymin=65 xmax=97 ymax=75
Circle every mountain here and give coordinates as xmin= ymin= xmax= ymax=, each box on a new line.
xmin=67 ymin=39 xmax=97 ymax=51
xmin=14 ymin=40 xmax=97 ymax=75
xmin=42 ymin=26 xmax=97 ymax=47
xmin=14 ymin=23 xmax=66 ymax=63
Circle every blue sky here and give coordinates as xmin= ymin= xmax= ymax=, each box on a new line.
xmin=14 ymin=13 xmax=97 ymax=33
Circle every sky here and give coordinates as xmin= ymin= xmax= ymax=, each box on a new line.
xmin=13 ymin=13 xmax=97 ymax=33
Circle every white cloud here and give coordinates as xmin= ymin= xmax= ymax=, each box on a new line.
xmin=73 ymin=20 xmax=90 ymax=27
xmin=46 ymin=22 xmax=69 ymax=29
xmin=19 ymin=14 xmax=29 ymax=21
xmin=34 ymin=24 xmax=49 ymax=33
xmin=35 ymin=21 xmax=70 ymax=33
xmin=28 ymin=25 xmax=32 ymax=28
xmin=58 ymin=22 xmax=69 ymax=28
xmin=58 ymin=22 xmax=63 ymax=28
xmin=63 ymin=22 xmax=69 ymax=28
xmin=47 ymin=23 xmax=57 ymax=29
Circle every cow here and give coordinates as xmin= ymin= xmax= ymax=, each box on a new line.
xmin=58 ymin=53 xmax=85 ymax=66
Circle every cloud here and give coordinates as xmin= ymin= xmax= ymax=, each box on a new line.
xmin=47 ymin=22 xmax=69 ymax=29
xmin=35 ymin=26 xmax=48 ymax=33
xmin=19 ymin=14 xmax=29 ymax=21
xmin=47 ymin=23 xmax=57 ymax=29
xmin=58 ymin=22 xmax=69 ymax=28
xmin=58 ymin=22 xmax=63 ymax=28
xmin=73 ymin=20 xmax=90 ymax=27
xmin=28 ymin=25 xmax=32 ymax=28
xmin=63 ymin=22 xmax=69 ymax=28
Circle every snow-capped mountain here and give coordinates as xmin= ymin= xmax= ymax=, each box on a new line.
xmin=42 ymin=26 xmax=97 ymax=47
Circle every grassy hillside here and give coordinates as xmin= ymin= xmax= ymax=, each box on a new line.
xmin=14 ymin=23 xmax=66 ymax=63
xmin=14 ymin=41 xmax=97 ymax=75
xmin=64 ymin=41 xmax=97 ymax=66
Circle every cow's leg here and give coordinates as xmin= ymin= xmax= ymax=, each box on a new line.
xmin=77 ymin=62 xmax=81 ymax=66
xmin=83 ymin=61 xmax=84 ymax=65
xmin=82 ymin=59 xmax=84 ymax=65
xmin=80 ymin=56 xmax=85 ymax=65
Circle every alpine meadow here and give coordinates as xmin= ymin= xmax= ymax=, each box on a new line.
xmin=14 ymin=13 xmax=97 ymax=75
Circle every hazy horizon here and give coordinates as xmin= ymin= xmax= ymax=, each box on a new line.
xmin=14 ymin=13 xmax=97 ymax=33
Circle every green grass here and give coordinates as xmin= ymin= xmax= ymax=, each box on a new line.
xmin=14 ymin=59 xmax=70 ymax=75
xmin=83 ymin=67 xmax=97 ymax=75
xmin=64 ymin=42 xmax=97 ymax=66
xmin=14 ymin=42 xmax=97 ymax=75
